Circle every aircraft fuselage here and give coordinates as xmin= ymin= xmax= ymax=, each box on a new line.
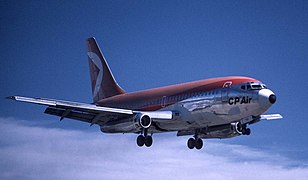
xmin=99 ymin=76 xmax=275 ymax=136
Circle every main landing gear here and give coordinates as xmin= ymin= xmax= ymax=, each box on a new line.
xmin=187 ymin=136 xmax=203 ymax=150
xmin=242 ymin=127 xmax=251 ymax=135
xmin=136 ymin=129 xmax=153 ymax=147
xmin=237 ymin=123 xmax=251 ymax=136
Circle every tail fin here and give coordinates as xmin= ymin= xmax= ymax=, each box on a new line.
xmin=87 ymin=37 xmax=125 ymax=103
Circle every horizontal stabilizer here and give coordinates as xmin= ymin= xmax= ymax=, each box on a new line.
xmin=260 ymin=114 xmax=283 ymax=120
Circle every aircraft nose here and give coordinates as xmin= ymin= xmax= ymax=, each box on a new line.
xmin=269 ymin=94 xmax=276 ymax=104
xmin=258 ymin=89 xmax=276 ymax=107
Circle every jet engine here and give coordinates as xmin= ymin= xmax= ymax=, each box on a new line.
xmin=231 ymin=122 xmax=242 ymax=134
xmin=134 ymin=114 xmax=152 ymax=129
xmin=231 ymin=122 xmax=251 ymax=135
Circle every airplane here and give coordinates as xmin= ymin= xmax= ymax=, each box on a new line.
xmin=7 ymin=37 xmax=282 ymax=150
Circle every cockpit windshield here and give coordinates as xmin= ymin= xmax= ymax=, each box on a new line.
xmin=241 ymin=82 xmax=267 ymax=91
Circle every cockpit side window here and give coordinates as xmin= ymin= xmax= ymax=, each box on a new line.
xmin=249 ymin=82 xmax=268 ymax=90
xmin=262 ymin=84 xmax=268 ymax=89
xmin=251 ymin=84 xmax=262 ymax=90
xmin=239 ymin=82 xmax=267 ymax=91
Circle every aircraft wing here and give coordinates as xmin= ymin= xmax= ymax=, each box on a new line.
xmin=260 ymin=114 xmax=283 ymax=120
xmin=7 ymin=96 xmax=173 ymax=125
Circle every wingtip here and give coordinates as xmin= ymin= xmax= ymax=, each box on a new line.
xmin=6 ymin=96 xmax=16 ymax=100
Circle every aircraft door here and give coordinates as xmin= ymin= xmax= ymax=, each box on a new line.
xmin=221 ymin=81 xmax=232 ymax=102
xmin=221 ymin=88 xmax=229 ymax=102
xmin=161 ymin=96 xmax=167 ymax=107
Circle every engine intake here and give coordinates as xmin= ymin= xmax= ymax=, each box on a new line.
xmin=140 ymin=115 xmax=151 ymax=128
xmin=231 ymin=122 xmax=243 ymax=135
xmin=135 ymin=114 xmax=152 ymax=129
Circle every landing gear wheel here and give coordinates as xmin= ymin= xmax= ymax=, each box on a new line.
xmin=137 ymin=135 xmax=145 ymax=147
xmin=144 ymin=136 xmax=153 ymax=147
xmin=245 ymin=128 xmax=251 ymax=135
xmin=195 ymin=138 xmax=203 ymax=150
xmin=242 ymin=127 xmax=251 ymax=135
xmin=242 ymin=128 xmax=246 ymax=135
xmin=187 ymin=138 xmax=195 ymax=149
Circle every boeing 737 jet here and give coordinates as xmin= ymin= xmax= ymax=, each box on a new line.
xmin=8 ymin=37 xmax=282 ymax=149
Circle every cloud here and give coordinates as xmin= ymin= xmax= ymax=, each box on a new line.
xmin=0 ymin=117 xmax=307 ymax=180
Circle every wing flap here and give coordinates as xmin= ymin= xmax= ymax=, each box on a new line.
xmin=44 ymin=107 xmax=94 ymax=123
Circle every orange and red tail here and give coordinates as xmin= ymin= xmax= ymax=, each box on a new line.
xmin=86 ymin=37 xmax=125 ymax=103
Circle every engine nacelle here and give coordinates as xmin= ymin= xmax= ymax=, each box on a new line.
xmin=134 ymin=114 xmax=152 ymax=129
xmin=231 ymin=122 xmax=242 ymax=134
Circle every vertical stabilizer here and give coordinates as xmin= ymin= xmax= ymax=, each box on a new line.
xmin=87 ymin=37 xmax=125 ymax=103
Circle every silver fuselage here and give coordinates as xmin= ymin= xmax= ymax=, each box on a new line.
xmin=100 ymin=82 xmax=274 ymax=136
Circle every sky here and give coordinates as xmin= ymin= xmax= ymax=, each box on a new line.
xmin=1 ymin=0 xmax=308 ymax=179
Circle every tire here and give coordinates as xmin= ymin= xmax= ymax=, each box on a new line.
xmin=144 ymin=136 xmax=153 ymax=147
xmin=245 ymin=128 xmax=251 ymax=136
xmin=187 ymin=138 xmax=195 ymax=149
xmin=242 ymin=128 xmax=247 ymax=135
xmin=137 ymin=135 xmax=145 ymax=147
xmin=195 ymin=138 xmax=203 ymax=150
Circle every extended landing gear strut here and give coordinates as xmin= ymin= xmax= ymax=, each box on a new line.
xmin=187 ymin=135 xmax=203 ymax=150
xmin=136 ymin=129 xmax=153 ymax=147
xmin=237 ymin=123 xmax=251 ymax=136
xmin=242 ymin=127 xmax=251 ymax=135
